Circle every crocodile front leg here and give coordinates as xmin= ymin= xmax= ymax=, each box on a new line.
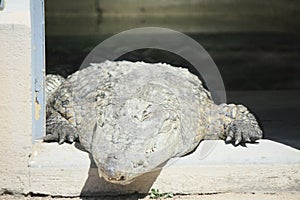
xmin=205 ymin=103 xmax=263 ymax=145
xmin=44 ymin=111 xmax=79 ymax=144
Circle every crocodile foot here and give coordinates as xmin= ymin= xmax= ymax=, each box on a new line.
xmin=225 ymin=120 xmax=263 ymax=146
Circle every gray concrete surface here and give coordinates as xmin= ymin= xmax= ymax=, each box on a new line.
xmin=1 ymin=192 xmax=300 ymax=200
xmin=26 ymin=139 xmax=300 ymax=196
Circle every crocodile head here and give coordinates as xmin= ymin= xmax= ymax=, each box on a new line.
xmin=92 ymin=142 xmax=178 ymax=185
xmin=90 ymin=97 xmax=181 ymax=185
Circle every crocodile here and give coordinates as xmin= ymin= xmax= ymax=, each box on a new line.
xmin=45 ymin=60 xmax=263 ymax=185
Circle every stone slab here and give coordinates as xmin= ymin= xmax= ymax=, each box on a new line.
xmin=28 ymin=139 xmax=300 ymax=196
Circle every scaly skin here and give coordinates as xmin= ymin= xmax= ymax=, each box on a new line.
xmin=205 ymin=103 xmax=262 ymax=144
xmin=45 ymin=61 xmax=262 ymax=184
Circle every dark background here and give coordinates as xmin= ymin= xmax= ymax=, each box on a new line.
xmin=45 ymin=0 xmax=300 ymax=149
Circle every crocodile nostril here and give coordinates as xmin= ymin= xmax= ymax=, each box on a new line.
xmin=106 ymin=175 xmax=126 ymax=181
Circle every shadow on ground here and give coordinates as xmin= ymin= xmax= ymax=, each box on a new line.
xmin=79 ymin=154 xmax=161 ymax=199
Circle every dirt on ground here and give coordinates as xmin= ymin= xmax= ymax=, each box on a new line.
xmin=1 ymin=192 xmax=299 ymax=200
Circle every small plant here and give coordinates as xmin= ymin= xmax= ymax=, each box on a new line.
xmin=150 ymin=188 xmax=174 ymax=199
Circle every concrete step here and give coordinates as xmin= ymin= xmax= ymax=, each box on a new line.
xmin=28 ymin=139 xmax=300 ymax=196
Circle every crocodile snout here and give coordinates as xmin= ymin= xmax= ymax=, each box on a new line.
xmin=98 ymin=166 xmax=131 ymax=185
xmin=96 ymin=154 xmax=135 ymax=184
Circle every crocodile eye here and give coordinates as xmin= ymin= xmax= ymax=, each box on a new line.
xmin=100 ymin=92 xmax=106 ymax=98
xmin=62 ymin=100 xmax=69 ymax=105
xmin=119 ymin=175 xmax=125 ymax=181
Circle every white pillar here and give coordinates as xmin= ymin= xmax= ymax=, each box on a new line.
xmin=0 ymin=0 xmax=36 ymax=194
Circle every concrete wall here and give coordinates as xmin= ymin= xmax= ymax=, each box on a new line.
xmin=0 ymin=0 xmax=32 ymax=194
xmin=45 ymin=0 xmax=300 ymax=35
xmin=45 ymin=0 xmax=300 ymax=91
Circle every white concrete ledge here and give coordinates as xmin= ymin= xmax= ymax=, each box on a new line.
xmin=28 ymin=140 xmax=300 ymax=196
